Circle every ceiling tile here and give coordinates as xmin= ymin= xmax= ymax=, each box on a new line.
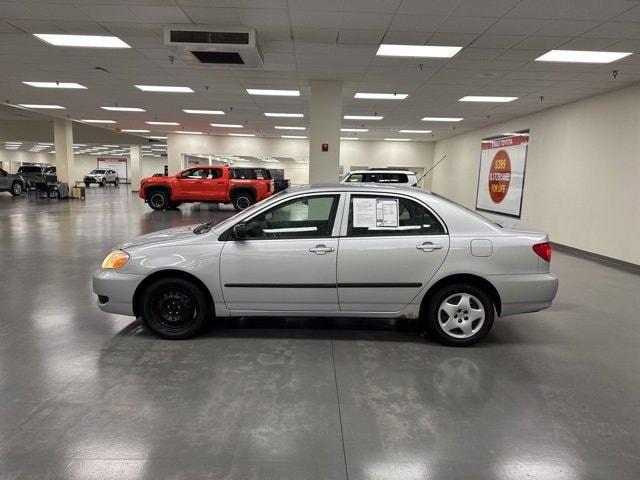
xmin=487 ymin=18 xmax=551 ymax=35
xmin=452 ymin=0 xmax=520 ymax=17
xmin=389 ymin=14 xmax=445 ymax=32
xmin=338 ymin=29 xmax=385 ymax=44
xmin=437 ymin=16 xmax=498 ymax=34
xmin=398 ymin=0 xmax=460 ymax=16
xmin=506 ymin=0 xmax=638 ymax=21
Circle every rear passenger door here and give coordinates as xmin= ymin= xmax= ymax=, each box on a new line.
xmin=337 ymin=193 xmax=449 ymax=312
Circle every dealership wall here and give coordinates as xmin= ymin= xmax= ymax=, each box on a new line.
xmin=432 ymin=82 xmax=640 ymax=265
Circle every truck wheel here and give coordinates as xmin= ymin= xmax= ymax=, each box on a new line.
xmin=232 ymin=192 xmax=254 ymax=211
xmin=10 ymin=181 xmax=23 ymax=197
xmin=424 ymin=283 xmax=494 ymax=347
xmin=148 ymin=190 xmax=170 ymax=210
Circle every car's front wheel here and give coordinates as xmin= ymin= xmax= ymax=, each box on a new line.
xmin=10 ymin=181 xmax=23 ymax=197
xmin=425 ymin=283 xmax=494 ymax=346
xmin=140 ymin=277 xmax=210 ymax=339
xmin=100 ymin=178 xmax=106 ymax=187
xmin=147 ymin=190 xmax=169 ymax=210
xmin=232 ymin=191 xmax=254 ymax=211
xmin=114 ymin=177 xmax=119 ymax=186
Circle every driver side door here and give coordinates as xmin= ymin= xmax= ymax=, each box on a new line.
xmin=174 ymin=168 xmax=206 ymax=200
xmin=219 ymin=193 xmax=343 ymax=312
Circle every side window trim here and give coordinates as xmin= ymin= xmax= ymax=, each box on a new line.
xmin=339 ymin=192 xmax=448 ymax=237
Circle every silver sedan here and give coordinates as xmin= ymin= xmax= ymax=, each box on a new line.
xmin=93 ymin=184 xmax=558 ymax=346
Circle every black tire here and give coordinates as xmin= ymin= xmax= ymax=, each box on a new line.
xmin=147 ymin=190 xmax=169 ymax=210
xmin=10 ymin=181 xmax=23 ymax=197
xmin=140 ymin=277 xmax=210 ymax=339
xmin=114 ymin=177 xmax=119 ymax=186
xmin=424 ymin=283 xmax=494 ymax=347
xmin=232 ymin=191 xmax=254 ymax=211
xmin=168 ymin=201 xmax=182 ymax=209
xmin=84 ymin=182 xmax=91 ymax=187
xmin=100 ymin=178 xmax=106 ymax=187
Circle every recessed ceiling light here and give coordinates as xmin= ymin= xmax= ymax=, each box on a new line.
xmin=23 ymin=81 xmax=87 ymax=89
xmin=73 ymin=144 xmax=86 ymax=147
xmin=340 ymin=137 xmax=359 ymax=141
xmin=281 ymin=135 xmax=307 ymax=139
xmin=535 ymin=49 xmax=632 ymax=63
xmin=174 ymin=131 xmax=203 ymax=135
xmin=247 ymin=89 xmax=300 ymax=96
xmin=33 ymin=33 xmax=131 ymax=48
xmin=18 ymin=104 xmax=65 ymax=109
xmin=81 ymin=119 xmax=116 ymax=124
xmin=399 ymin=129 xmax=432 ymax=133
xmin=147 ymin=136 xmax=168 ymax=140
xmin=275 ymin=126 xmax=306 ymax=130
xmin=384 ymin=138 xmax=411 ymax=142
xmin=135 ymin=85 xmax=194 ymax=93
xmin=121 ymin=129 xmax=150 ymax=133
xmin=264 ymin=112 xmax=304 ymax=118
xmin=355 ymin=92 xmax=408 ymax=100
xmin=210 ymin=123 xmax=243 ymax=128
xmin=145 ymin=121 xmax=180 ymax=125
xmin=459 ymin=96 xmax=517 ymax=102
xmin=344 ymin=115 xmax=383 ymax=120
xmin=101 ymin=106 xmax=145 ymax=112
xmin=376 ymin=44 xmax=463 ymax=58
xmin=228 ymin=133 xmax=255 ymax=137
xmin=421 ymin=117 xmax=464 ymax=122
xmin=182 ymin=109 xmax=225 ymax=115
xmin=341 ymin=128 xmax=368 ymax=132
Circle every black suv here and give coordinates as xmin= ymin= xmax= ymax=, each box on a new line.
xmin=17 ymin=165 xmax=57 ymax=187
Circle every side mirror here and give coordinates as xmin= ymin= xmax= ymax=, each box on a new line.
xmin=232 ymin=223 xmax=248 ymax=240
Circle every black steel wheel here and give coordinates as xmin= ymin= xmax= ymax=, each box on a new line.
xmin=147 ymin=190 xmax=169 ymax=210
xmin=10 ymin=181 xmax=23 ymax=197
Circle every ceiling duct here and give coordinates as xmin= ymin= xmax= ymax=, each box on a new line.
xmin=164 ymin=26 xmax=264 ymax=69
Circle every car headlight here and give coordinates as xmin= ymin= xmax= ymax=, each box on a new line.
xmin=101 ymin=250 xmax=130 ymax=270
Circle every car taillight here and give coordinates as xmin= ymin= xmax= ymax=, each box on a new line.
xmin=533 ymin=242 xmax=551 ymax=262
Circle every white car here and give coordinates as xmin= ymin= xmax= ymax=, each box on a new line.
xmin=84 ymin=169 xmax=119 ymax=187
xmin=342 ymin=169 xmax=419 ymax=186
xmin=93 ymin=184 xmax=558 ymax=346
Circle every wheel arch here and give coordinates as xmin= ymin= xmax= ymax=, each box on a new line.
xmin=132 ymin=269 xmax=215 ymax=317
xmin=229 ymin=186 xmax=256 ymax=199
xmin=421 ymin=273 xmax=502 ymax=316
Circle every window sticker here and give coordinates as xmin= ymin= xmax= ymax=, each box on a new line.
xmin=353 ymin=197 xmax=400 ymax=229
xmin=376 ymin=199 xmax=399 ymax=227
xmin=353 ymin=198 xmax=377 ymax=228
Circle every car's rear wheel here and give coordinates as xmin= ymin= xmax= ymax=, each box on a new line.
xmin=425 ymin=283 xmax=494 ymax=346
xmin=232 ymin=191 xmax=254 ymax=211
xmin=10 ymin=181 xmax=23 ymax=197
xmin=114 ymin=177 xmax=119 ymax=186
xmin=140 ymin=277 xmax=209 ymax=339
xmin=147 ymin=190 xmax=169 ymax=210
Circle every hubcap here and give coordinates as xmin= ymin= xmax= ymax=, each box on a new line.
xmin=150 ymin=193 xmax=164 ymax=208
xmin=236 ymin=196 xmax=250 ymax=209
xmin=14 ymin=184 xmax=22 ymax=194
xmin=438 ymin=293 xmax=485 ymax=339
xmin=152 ymin=289 xmax=196 ymax=331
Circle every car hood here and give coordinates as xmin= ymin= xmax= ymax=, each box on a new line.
xmin=119 ymin=225 xmax=198 ymax=249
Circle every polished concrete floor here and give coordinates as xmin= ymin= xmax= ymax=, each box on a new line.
xmin=0 ymin=186 xmax=639 ymax=480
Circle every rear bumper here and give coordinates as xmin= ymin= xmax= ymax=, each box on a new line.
xmin=487 ymin=273 xmax=559 ymax=317
xmin=92 ymin=269 xmax=145 ymax=316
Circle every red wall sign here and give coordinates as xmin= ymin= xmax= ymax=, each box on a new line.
xmin=488 ymin=149 xmax=511 ymax=203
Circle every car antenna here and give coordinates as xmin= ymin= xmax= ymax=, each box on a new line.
xmin=416 ymin=154 xmax=447 ymax=185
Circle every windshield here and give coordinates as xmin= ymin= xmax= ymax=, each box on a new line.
xmin=18 ymin=166 xmax=41 ymax=173
xmin=91 ymin=169 xmax=106 ymax=174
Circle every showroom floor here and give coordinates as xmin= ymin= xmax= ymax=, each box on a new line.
xmin=0 ymin=187 xmax=638 ymax=480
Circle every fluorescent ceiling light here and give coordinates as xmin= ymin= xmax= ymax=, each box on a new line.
xmin=174 ymin=131 xmax=203 ymax=135
xmin=376 ymin=44 xmax=463 ymax=58
xmin=135 ymin=85 xmax=194 ymax=93
xmin=18 ymin=104 xmax=65 ymax=109
xmin=122 ymin=129 xmax=150 ymax=133
xmin=355 ymin=92 xmax=408 ymax=100
xmin=344 ymin=115 xmax=383 ymax=120
xmin=147 ymin=136 xmax=167 ymax=140
xmin=33 ymin=33 xmax=130 ymax=48
xmin=459 ymin=96 xmax=517 ymax=102
xmin=23 ymin=81 xmax=86 ymax=89
xmin=145 ymin=121 xmax=179 ymax=125
xmin=73 ymin=144 xmax=86 ymax=147
xmin=384 ymin=138 xmax=411 ymax=141
xmin=101 ymin=106 xmax=145 ymax=112
xmin=281 ymin=135 xmax=307 ymax=139
xmin=341 ymin=128 xmax=368 ymax=132
xmin=275 ymin=126 xmax=306 ymax=130
xmin=210 ymin=123 xmax=243 ymax=128
xmin=341 ymin=137 xmax=359 ymax=140
xmin=265 ymin=112 xmax=304 ymax=118
xmin=399 ymin=129 xmax=432 ymax=133
xmin=422 ymin=117 xmax=463 ymax=122
xmin=182 ymin=109 xmax=225 ymax=115
xmin=246 ymin=88 xmax=300 ymax=96
xmin=81 ymin=119 xmax=116 ymax=124
xmin=535 ymin=49 xmax=632 ymax=64
xmin=228 ymin=133 xmax=255 ymax=137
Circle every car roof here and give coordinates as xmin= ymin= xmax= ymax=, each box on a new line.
xmin=346 ymin=169 xmax=416 ymax=175
xmin=291 ymin=182 xmax=431 ymax=195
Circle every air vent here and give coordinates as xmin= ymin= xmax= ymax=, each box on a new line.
xmin=191 ymin=51 xmax=245 ymax=64
xmin=164 ymin=25 xmax=263 ymax=69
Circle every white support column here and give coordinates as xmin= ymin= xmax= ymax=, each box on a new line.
xmin=167 ymin=133 xmax=182 ymax=174
xmin=130 ymin=145 xmax=142 ymax=192
xmin=309 ymin=80 xmax=343 ymax=183
xmin=53 ymin=118 xmax=74 ymax=184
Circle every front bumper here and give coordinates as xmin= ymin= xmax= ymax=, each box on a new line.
xmin=84 ymin=177 xmax=104 ymax=184
xmin=92 ymin=269 xmax=145 ymax=316
xmin=488 ymin=273 xmax=559 ymax=317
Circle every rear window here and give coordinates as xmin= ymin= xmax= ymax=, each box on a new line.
xmin=365 ymin=173 xmax=408 ymax=183
xmin=230 ymin=168 xmax=272 ymax=180
xmin=18 ymin=166 xmax=41 ymax=173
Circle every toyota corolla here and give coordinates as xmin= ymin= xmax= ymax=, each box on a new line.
xmin=93 ymin=184 xmax=558 ymax=346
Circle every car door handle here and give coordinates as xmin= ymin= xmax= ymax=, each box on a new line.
xmin=309 ymin=244 xmax=334 ymax=255
xmin=416 ymin=242 xmax=442 ymax=252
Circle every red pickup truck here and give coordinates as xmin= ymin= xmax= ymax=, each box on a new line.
xmin=139 ymin=166 xmax=274 ymax=211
